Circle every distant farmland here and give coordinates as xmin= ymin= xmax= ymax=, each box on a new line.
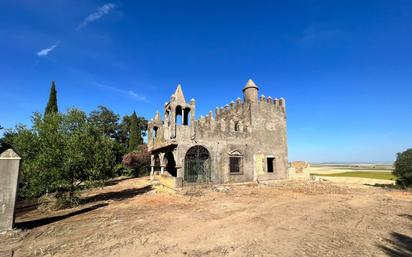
xmin=307 ymin=163 xmax=395 ymax=181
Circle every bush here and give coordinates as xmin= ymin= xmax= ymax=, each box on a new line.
xmin=393 ymin=148 xmax=412 ymax=187
xmin=122 ymin=144 xmax=150 ymax=177
xmin=6 ymin=109 xmax=117 ymax=202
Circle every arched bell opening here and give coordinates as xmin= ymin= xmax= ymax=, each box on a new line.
xmin=183 ymin=107 xmax=191 ymax=126
xmin=152 ymin=126 xmax=158 ymax=144
xmin=176 ymin=105 xmax=183 ymax=125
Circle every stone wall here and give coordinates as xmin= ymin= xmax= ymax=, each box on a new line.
xmin=148 ymin=80 xmax=288 ymax=187
xmin=0 ymin=149 xmax=21 ymax=232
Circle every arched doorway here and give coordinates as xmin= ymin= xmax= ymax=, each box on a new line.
xmin=165 ymin=151 xmax=177 ymax=177
xmin=184 ymin=145 xmax=211 ymax=183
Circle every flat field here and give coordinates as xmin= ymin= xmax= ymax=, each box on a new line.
xmin=310 ymin=171 xmax=395 ymax=180
xmin=307 ymin=163 xmax=396 ymax=184
xmin=1 ymin=177 xmax=411 ymax=257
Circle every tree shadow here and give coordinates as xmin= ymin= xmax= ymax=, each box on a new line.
xmin=103 ymin=177 xmax=135 ymax=187
xmin=81 ymin=185 xmax=152 ymax=204
xmin=15 ymin=203 xmax=108 ymax=230
xmin=378 ymin=232 xmax=412 ymax=257
xmin=363 ymin=183 xmax=399 ymax=189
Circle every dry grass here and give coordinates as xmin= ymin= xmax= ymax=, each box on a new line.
xmin=1 ymin=177 xmax=411 ymax=257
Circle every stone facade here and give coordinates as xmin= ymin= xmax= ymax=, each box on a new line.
xmin=148 ymin=79 xmax=288 ymax=187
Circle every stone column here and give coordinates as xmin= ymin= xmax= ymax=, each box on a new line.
xmin=171 ymin=109 xmax=176 ymax=138
xmin=0 ymin=149 xmax=21 ymax=232
xmin=150 ymin=154 xmax=155 ymax=179
xmin=159 ymin=152 xmax=165 ymax=175
xmin=173 ymin=148 xmax=184 ymax=188
xmin=182 ymin=109 xmax=186 ymax=126
xmin=190 ymin=99 xmax=196 ymax=139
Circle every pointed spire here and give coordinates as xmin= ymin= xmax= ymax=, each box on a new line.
xmin=242 ymin=79 xmax=259 ymax=92
xmin=154 ymin=110 xmax=161 ymax=123
xmin=174 ymin=83 xmax=186 ymax=103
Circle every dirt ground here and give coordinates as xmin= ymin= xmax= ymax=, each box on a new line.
xmin=1 ymin=177 xmax=411 ymax=257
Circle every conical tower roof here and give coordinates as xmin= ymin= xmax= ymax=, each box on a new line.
xmin=242 ymin=79 xmax=259 ymax=92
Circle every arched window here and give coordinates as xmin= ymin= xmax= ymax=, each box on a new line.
xmin=152 ymin=126 xmax=158 ymax=144
xmin=229 ymin=150 xmax=242 ymax=174
xmin=165 ymin=110 xmax=170 ymax=127
xmin=176 ymin=106 xmax=183 ymax=125
xmin=234 ymin=121 xmax=239 ymax=132
xmin=183 ymin=107 xmax=191 ymax=126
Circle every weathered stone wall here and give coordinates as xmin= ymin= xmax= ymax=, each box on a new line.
xmin=0 ymin=149 xmax=21 ymax=232
xmin=250 ymin=97 xmax=288 ymax=181
xmin=148 ymin=80 xmax=288 ymax=186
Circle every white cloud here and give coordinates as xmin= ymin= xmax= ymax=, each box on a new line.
xmin=95 ymin=82 xmax=148 ymax=102
xmin=37 ymin=41 xmax=59 ymax=56
xmin=298 ymin=24 xmax=340 ymax=45
xmin=76 ymin=3 xmax=116 ymax=31
xmin=127 ymin=90 xmax=147 ymax=101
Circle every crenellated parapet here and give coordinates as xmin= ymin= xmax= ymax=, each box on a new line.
xmin=148 ymin=78 xmax=288 ymax=186
xmin=257 ymin=94 xmax=286 ymax=114
xmin=196 ymin=97 xmax=251 ymax=136
xmin=149 ymin=79 xmax=287 ymax=150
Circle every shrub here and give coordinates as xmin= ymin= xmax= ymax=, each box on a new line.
xmin=393 ymin=148 xmax=412 ymax=187
xmin=122 ymin=144 xmax=150 ymax=177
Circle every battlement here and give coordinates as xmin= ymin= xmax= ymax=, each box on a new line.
xmin=148 ymin=79 xmax=287 ymax=151
xmin=147 ymin=79 xmax=289 ymax=186
xmin=198 ymin=93 xmax=285 ymax=127
xmin=257 ymin=95 xmax=286 ymax=113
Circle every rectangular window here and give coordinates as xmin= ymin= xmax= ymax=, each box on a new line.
xmin=230 ymin=157 xmax=241 ymax=173
xmin=267 ymin=157 xmax=275 ymax=173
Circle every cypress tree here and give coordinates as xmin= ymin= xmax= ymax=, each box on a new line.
xmin=128 ymin=111 xmax=139 ymax=152
xmin=45 ymin=81 xmax=58 ymax=116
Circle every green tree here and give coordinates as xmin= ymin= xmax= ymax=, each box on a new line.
xmin=121 ymin=113 xmax=148 ymax=151
xmin=7 ymin=109 xmax=117 ymax=202
xmin=0 ymin=124 xmax=6 ymax=153
xmin=119 ymin=115 xmax=132 ymax=147
xmin=394 ymin=149 xmax=412 ymax=187
xmin=128 ymin=111 xmax=140 ymax=152
xmin=45 ymin=81 xmax=58 ymax=116
xmin=88 ymin=105 xmax=120 ymax=139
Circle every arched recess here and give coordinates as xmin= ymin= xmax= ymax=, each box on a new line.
xmin=175 ymin=106 xmax=183 ymax=125
xmin=165 ymin=151 xmax=177 ymax=177
xmin=152 ymin=126 xmax=158 ymax=144
xmin=165 ymin=110 xmax=170 ymax=127
xmin=154 ymin=154 xmax=161 ymax=171
xmin=184 ymin=145 xmax=211 ymax=183
xmin=183 ymin=107 xmax=191 ymax=126
xmin=234 ymin=121 xmax=240 ymax=132
xmin=229 ymin=149 xmax=243 ymax=174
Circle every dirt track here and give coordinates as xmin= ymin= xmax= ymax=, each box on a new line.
xmin=1 ymin=177 xmax=411 ymax=257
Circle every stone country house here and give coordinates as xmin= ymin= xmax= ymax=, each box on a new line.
xmin=147 ymin=79 xmax=288 ymax=188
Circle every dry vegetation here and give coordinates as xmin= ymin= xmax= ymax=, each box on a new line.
xmin=0 ymin=177 xmax=411 ymax=257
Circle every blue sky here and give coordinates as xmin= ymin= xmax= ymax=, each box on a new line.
xmin=0 ymin=0 xmax=411 ymax=162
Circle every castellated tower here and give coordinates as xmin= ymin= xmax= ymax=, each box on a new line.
xmin=147 ymin=79 xmax=288 ymax=187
